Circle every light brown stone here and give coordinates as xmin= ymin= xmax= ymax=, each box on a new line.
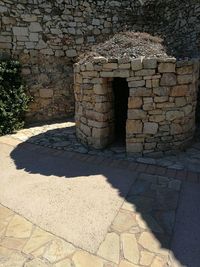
xmin=0 ymin=206 xmax=14 ymax=220
xmin=43 ymin=239 xmax=75 ymax=263
xmin=166 ymin=111 xmax=184 ymax=121
xmin=0 ymin=237 xmax=27 ymax=251
xmin=151 ymin=256 xmax=168 ymax=267
xmin=177 ymin=74 xmax=193 ymax=84
xmin=97 ymin=233 xmax=120 ymax=264
xmin=129 ymin=80 xmax=145 ymax=88
xmin=128 ymin=110 xmax=147 ymax=120
xmin=143 ymin=122 xmax=158 ymax=134
xmin=121 ymin=233 xmax=139 ymax=264
xmin=158 ymin=63 xmax=175 ymax=73
xmin=119 ymin=260 xmax=140 ymax=267
xmin=6 ymin=215 xmax=32 ymax=239
xmin=176 ymin=65 xmax=193 ymax=74
xmin=55 ymin=259 xmax=72 ymax=267
xmin=135 ymin=69 xmax=155 ymax=76
xmin=126 ymin=120 xmax=143 ymax=134
xmin=73 ymin=250 xmax=104 ymax=267
xmin=128 ymin=97 xmax=143 ymax=109
xmin=24 ymin=259 xmax=49 ymax=267
xmin=140 ymin=251 xmax=154 ymax=266
xmin=22 ymin=227 xmax=54 ymax=254
xmin=170 ymin=85 xmax=188 ymax=96
xmin=160 ymin=73 xmax=176 ymax=86
xmin=138 ymin=232 xmax=167 ymax=255
xmin=111 ymin=210 xmax=137 ymax=232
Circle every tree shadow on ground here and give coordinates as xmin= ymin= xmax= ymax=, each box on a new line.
xmin=8 ymin=127 xmax=199 ymax=267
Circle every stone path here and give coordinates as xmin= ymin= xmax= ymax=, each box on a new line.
xmin=7 ymin=119 xmax=200 ymax=173
xmin=0 ymin=173 xmax=181 ymax=267
xmin=1 ymin=122 xmax=200 ymax=266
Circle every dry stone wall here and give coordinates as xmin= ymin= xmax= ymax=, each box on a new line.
xmin=0 ymin=0 xmax=199 ymax=121
xmin=74 ymin=57 xmax=199 ymax=155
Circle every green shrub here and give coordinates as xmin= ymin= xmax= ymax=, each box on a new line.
xmin=0 ymin=60 xmax=30 ymax=135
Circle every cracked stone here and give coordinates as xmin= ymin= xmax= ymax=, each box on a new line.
xmin=140 ymin=251 xmax=154 ymax=266
xmin=97 ymin=232 xmax=120 ymax=264
xmin=43 ymin=238 xmax=75 ymax=263
xmin=6 ymin=215 xmax=32 ymax=239
xmin=111 ymin=210 xmax=137 ymax=232
xmin=121 ymin=233 xmax=139 ymax=264
xmin=73 ymin=251 xmax=104 ymax=267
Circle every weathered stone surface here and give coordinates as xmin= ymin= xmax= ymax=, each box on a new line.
xmin=131 ymin=58 xmax=143 ymax=71
xmin=138 ymin=232 xmax=167 ymax=255
xmin=177 ymin=74 xmax=193 ymax=84
xmin=97 ymin=233 xmax=120 ymax=264
xmin=73 ymin=251 xmax=104 ymax=267
xmin=111 ymin=210 xmax=137 ymax=232
xmin=43 ymin=239 xmax=75 ymax=263
xmin=170 ymin=85 xmax=188 ymax=96
xmin=6 ymin=215 xmax=32 ymax=239
xmin=143 ymin=58 xmax=157 ymax=69
xmin=126 ymin=120 xmax=143 ymax=133
xmin=128 ymin=97 xmax=143 ymax=109
xmin=121 ymin=233 xmax=139 ymax=264
xmin=160 ymin=73 xmax=177 ymax=86
xmin=119 ymin=260 xmax=139 ymax=267
xmin=166 ymin=111 xmax=184 ymax=121
xmin=24 ymin=259 xmax=49 ymax=267
xmin=13 ymin=27 xmax=28 ymax=36
xmin=144 ymin=122 xmax=158 ymax=134
xmin=55 ymin=259 xmax=72 ymax=267
xmin=140 ymin=251 xmax=154 ymax=266
xmin=126 ymin=143 xmax=143 ymax=153
xmin=158 ymin=63 xmax=175 ymax=73
xmin=128 ymin=110 xmax=147 ymax=120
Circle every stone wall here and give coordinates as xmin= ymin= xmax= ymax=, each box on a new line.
xmin=74 ymin=57 xmax=199 ymax=155
xmin=0 ymin=0 xmax=199 ymax=121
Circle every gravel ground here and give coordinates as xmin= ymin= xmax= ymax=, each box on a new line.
xmin=79 ymin=32 xmax=170 ymax=62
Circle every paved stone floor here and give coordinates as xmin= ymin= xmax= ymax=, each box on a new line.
xmin=1 ymin=121 xmax=200 ymax=266
xmin=7 ymin=119 xmax=200 ymax=173
xmin=0 ymin=175 xmax=180 ymax=267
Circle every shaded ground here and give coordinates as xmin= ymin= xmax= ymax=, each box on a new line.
xmin=1 ymin=130 xmax=200 ymax=267
xmin=8 ymin=119 xmax=200 ymax=173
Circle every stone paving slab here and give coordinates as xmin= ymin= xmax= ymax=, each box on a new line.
xmin=6 ymin=120 xmax=200 ymax=173
xmin=0 ymin=141 xmax=136 ymax=254
xmin=0 ymin=168 xmax=181 ymax=267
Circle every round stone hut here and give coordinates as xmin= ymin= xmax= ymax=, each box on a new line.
xmin=74 ymin=32 xmax=199 ymax=155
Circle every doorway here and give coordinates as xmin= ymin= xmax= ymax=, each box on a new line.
xmin=112 ymin=78 xmax=129 ymax=145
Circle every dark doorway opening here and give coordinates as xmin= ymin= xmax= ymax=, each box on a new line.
xmin=112 ymin=78 xmax=129 ymax=144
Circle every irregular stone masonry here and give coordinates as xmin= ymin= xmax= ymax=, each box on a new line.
xmin=75 ymin=56 xmax=199 ymax=155
xmin=0 ymin=0 xmax=200 ymax=121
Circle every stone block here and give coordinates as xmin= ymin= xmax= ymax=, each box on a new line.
xmin=128 ymin=110 xmax=147 ymax=119
xmin=0 ymin=36 xmax=11 ymax=42
xmin=103 ymin=63 xmax=118 ymax=69
xmin=130 ymin=87 xmax=152 ymax=97
xmin=175 ymin=97 xmax=187 ymax=107
xmin=135 ymin=69 xmax=155 ymax=76
xmin=126 ymin=120 xmax=143 ymax=133
xmin=166 ymin=110 xmax=184 ymax=121
xmin=29 ymin=22 xmax=42 ymax=32
xmin=154 ymin=96 xmax=168 ymax=103
xmin=66 ymin=49 xmax=77 ymax=57
xmin=100 ymin=72 xmax=114 ymax=77
xmin=143 ymin=58 xmax=157 ymax=69
xmin=127 ymin=143 xmax=143 ymax=153
xmin=131 ymin=58 xmax=143 ymax=71
xmin=118 ymin=63 xmax=131 ymax=69
xmin=94 ymin=84 xmax=107 ymax=95
xmin=177 ymin=65 xmax=193 ymax=74
xmin=170 ymin=85 xmax=188 ymax=96
xmin=143 ymin=122 xmax=158 ymax=134
xmin=152 ymin=79 xmax=160 ymax=88
xmin=128 ymin=80 xmax=145 ymax=88
xmin=160 ymin=73 xmax=177 ymax=86
xmin=80 ymin=123 xmax=91 ymax=137
xmin=153 ymin=87 xmax=170 ymax=96
xmin=113 ymin=70 xmax=130 ymax=77
xmin=177 ymin=74 xmax=193 ymax=84
xmin=92 ymin=127 xmax=109 ymax=138
xmin=128 ymin=97 xmax=142 ymax=109
xmin=158 ymin=62 xmax=175 ymax=73
xmin=182 ymin=105 xmax=192 ymax=115
xmin=13 ymin=27 xmax=28 ymax=36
